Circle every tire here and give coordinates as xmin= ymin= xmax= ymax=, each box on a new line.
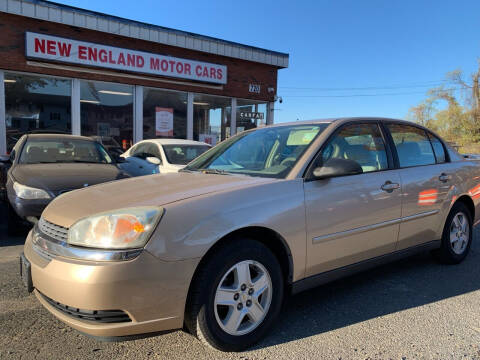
xmin=185 ymin=238 xmax=284 ymax=352
xmin=433 ymin=202 xmax=473 ymax=264
xmin=7 ymin=202 xmax=23 ymax=236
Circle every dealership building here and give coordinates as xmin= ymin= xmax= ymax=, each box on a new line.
xmin=0 ymin=0 xmax=289 ymax=154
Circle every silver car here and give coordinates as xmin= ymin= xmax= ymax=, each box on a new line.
xmin=21 ymin=118 xmax=479 ymax=351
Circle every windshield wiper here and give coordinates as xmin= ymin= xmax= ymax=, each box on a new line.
xmin=199 ymin=168 xmax=230 ymax=175
xmin=71 ymin=160 xmax=103 ymax=164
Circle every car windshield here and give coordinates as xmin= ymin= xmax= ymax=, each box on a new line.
xmin=19 ymin=139 xmax=113 ymax=164
xmin=163 ymin=144 xmax=211 ymax=165
xmin=184 ymin=124 xmax=329 ymax=178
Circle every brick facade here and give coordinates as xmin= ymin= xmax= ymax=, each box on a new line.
xmin=0 ymin=12 xmax=279 ymax=101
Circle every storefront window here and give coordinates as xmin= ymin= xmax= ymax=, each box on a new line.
xmin=193 ymin=94 xmax=231 ymax=145
xmin=143 ymin=88 xmax=187 ymax=139
xmin=5 ymin=73 xmax=71 ymax=152
xmin=236 ymin=99 xmax=267 ymax=135
xmin=80 ymin=80 xmax=133 ymax=150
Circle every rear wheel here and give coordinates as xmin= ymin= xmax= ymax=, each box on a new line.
xmin=185 ymin=239 xmax=284 ymax=352
xmin=433 ymin=202 xmax=472 ymax=264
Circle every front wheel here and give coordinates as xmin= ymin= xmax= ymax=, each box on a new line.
xmin=433 ymin=202 xmax=473 ymax=264
xmin=185 ymin=239 xmax=284 ymax=352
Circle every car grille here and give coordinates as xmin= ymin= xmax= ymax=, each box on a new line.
xmin=39 ymin=292 xmax=131 ymax=323
xmin=38 ymin=217 xmax=69 ymax=242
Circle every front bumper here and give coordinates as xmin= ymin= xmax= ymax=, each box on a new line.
xmin=24 ymin=231 xmax=199 ymax=337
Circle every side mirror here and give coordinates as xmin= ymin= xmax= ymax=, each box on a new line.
xmin=146 ymin=156 xmax=162 ymax=165
xmin=312 ymin=158 xmax=363 ymax=180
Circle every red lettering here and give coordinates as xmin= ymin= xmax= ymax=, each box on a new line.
xmin=88 ymin=47 xmax=97 ymax=61
xmin=184 ymin=63 xmax=191 ymax=75
xmin=99 ymin=49 xmax=107 ymax=62
xmin=136 ymin=56 xmax=144 ymax=68
xmin=78 ymin=45 xmax=87 ymax=60
xmin=195 ymin=65 xmax=202 ymax=77
xmin=169 ymin=60 xmax=175 ymax=72
xmin=108 ymin=51 xmax=116 ymax=64
xmin=127 ymin=54 xmax=135 ymax=67
xmin=34 ymin=38 xmax=45 ymax=53
xmin=57 ymin=42 xmax=71 ymax=57
xmin=176 ymin=62 xmax=183 ymax=74
xmin=117 ymin=53 xmax=126 ymax=66
xmin=161 ymin=60 xmax=168 ymax=71
xmin=150 ymin=58 xmax=160 ymax=70
xmin=46 ymin=40 xmax=56 ymax=55
xmin=210 ymin=67 xmax=216 ymax=79
xmin=217 ymin=68 xmax=223 ymax=79
xmin=202 ymin=67 xmax=209 ymax=77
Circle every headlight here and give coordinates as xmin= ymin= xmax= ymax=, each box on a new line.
xmin=13 ymin=182 xmax=51 ymax=200
xmin=67 ymin=207 xmax=163 ymax=250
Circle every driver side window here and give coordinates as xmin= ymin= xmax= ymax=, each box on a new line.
xmin=321 ymin=123 xmax=388 ymax=173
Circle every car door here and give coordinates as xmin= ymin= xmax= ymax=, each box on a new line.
xmin=304 ymin=122 xmax=402 ymax=276
xmin=385 ymin=123 xmax=451 ymax=250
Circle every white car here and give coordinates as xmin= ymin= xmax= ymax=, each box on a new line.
xmin=119 ymin=139 xmax=211 ymax=176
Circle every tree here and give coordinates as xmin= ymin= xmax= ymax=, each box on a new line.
xmin=407 ymin=59 xmax=480 ymax=149
xmin=407 ymin=99 xmax=435 ymax=127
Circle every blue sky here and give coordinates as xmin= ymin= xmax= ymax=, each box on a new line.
xmin=56 ymin=0 xmax=480 ymax=123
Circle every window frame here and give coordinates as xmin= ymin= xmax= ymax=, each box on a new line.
xmin=426 ymin=130 xmax=449 ymax=164
xmin=382 ymin=121 xmax=449 ymax=169
xmin=304 ymin=120 xmax=395 ymax=181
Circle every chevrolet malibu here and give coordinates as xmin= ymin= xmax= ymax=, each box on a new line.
xmin=20 ymin=118 xmax=479 ymax=351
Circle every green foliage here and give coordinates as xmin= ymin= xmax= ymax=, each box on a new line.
xmin=407 ymin=60 xmax=480 ymax=152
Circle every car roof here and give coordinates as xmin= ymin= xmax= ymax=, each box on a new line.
xmin=265 ymin=117 xmax=416 ymax=128
xmin=25 ymin=133 xmax=96 ymax=141
xmin=138 ymin=138 xmax=211 ymax=146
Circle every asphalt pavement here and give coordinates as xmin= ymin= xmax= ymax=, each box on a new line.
xmin=1 ymin=204 xmax=480 ymax=359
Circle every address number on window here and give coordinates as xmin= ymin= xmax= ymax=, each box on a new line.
xmin=249 ymin=84 xmax=261 ymax=93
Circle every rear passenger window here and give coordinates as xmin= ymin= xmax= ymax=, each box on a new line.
xmin=427 ymin=133 xmax=446 ymax=163
xmin=387 ymin=124 xmax=435 ymax=168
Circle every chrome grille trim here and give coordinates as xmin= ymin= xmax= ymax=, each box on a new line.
xmin=38 ymin=217 xmax=68 ymax=242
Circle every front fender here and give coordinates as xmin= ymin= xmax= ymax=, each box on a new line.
xmin=144 ymin=178 xmax=307 ymax=282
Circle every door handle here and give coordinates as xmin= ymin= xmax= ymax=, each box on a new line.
xmin=381 ymin=181 xmax=400 ymax=192
xmin=439 ymin=173 xmax=451 ymax=182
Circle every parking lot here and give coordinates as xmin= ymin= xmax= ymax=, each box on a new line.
xmin=1 ymin=206 xmax=480 ymax=360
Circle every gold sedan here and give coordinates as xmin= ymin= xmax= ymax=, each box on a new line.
xmin=20 ymin=118 xmax=479 ymax=351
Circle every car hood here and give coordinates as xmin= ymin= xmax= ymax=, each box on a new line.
xmin=11 ymin=163 xmax=127 ymax=194
xmin=42 ymin=172 xmax=275 ymax=228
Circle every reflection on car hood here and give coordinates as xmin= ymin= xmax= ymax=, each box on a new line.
xmin=42 ymin=172 xmax=275 ymax=228
xmin=11 ymin=163 xmax=126 ymax=194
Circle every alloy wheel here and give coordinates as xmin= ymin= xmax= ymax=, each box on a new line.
xmin=213 ymin=260 xmax=273 ymax=336
xmin=450 ymin=212 xmax=470 ymax=255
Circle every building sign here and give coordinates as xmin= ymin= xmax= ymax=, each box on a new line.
xmin=239 ymin=111 xmax=264 ymax=120
xmin=155 ymin=107 xmax=174 ymax=137
xmin=25 ymin=32 xmax=227 ymax=84
xmin=249 ymin=84 xmax=261 ymax=93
